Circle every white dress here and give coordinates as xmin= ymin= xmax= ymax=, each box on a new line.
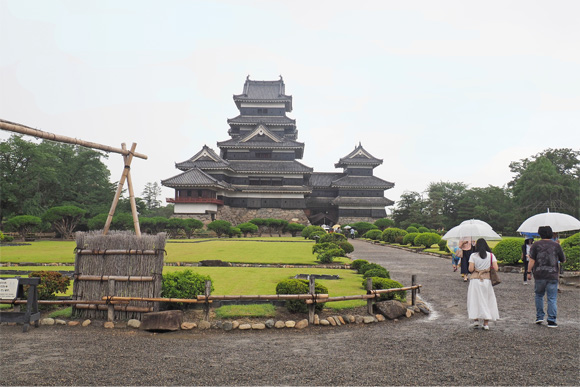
xmin=467 ymin=252 xmax=500 ymax=321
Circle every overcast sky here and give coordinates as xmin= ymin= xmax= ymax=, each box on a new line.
xmin=1 ymin=0 xmax=579 ymax=212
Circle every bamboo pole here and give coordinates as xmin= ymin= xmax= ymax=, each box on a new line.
xmin=103 ymin=296 xmax=201 ymax=304
xmin=196 ymin=294 xmax=329 ymax=301
xmin=0 ymin=119 xmax=147 ymax=159
xmin=75 ymin=304 xmax=152 ymax=313
xmin=122 ymin=143 xmax=141 ymax=236
xmin=77 ymin=249 xmax=158 ymax=255
xmin=1 ymin=300 xmax=129 ymax=305
xmin=76 ymin=275 xmax=154 ymax=282
xmin=103 ymin=143 xmax=136 ymax=235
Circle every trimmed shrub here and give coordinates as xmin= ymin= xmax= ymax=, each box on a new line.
xmin=276 ymin=279 xmax=328 ymax=313
xmin=238 ymin=222 xmax=259 ymax=237
xmin=28 ymin=271 xmax=71 ymax=300
xmin=402 ymin=232 xmax=418 ymax=246
xmin=301 ymin=225 xmax=325 ymax=239
xmin=228 ymin=227 xmax=242 ymax=238
xmin=309 ymin=230 xmax=327 ymax=241
xmin=492 ymin=239 xmax=522 ymax=265
xmin=319 ymin=233 xmax=347 ymax=244
xmin=285 ymin=223 xmax=306 ymax=237
xmin=358 ymin=262 xmax=385 ymax=275
xmin=414 ymin=233 xmax=442 ymax=248
xmin=382 ymin=228 xmax=408 ymax=243
xmin=317 ymin=248 xmax=345 ymax=263
xmin=364 ymin=277 xmax=405 ymax=301
xmin=312 ymin=242 xmax=339 ymax=255
xmin=207 ymin=220 xmax=232 ymax=237
xmin=364 ymin=229 xmax=383 ymax=240
xmin=336 ymin=240 xmax=354 ymax=254
xmin=0 ymin=231 xmax=14 ymax=243
xmin=438 ymin=239 xmax=450 ymax=252
xmin=161 ymin=270 xmax=213 ymax=305
xmin=374 ymin=218 xmax=395 ymax=231
xmin=362 ymin=268 xmax=390 ymax=279
xmin=418 ymin=227 xmax=430 ymax=233
xmin=406 ymin=226 xmax=419 ymax=234
xmin=561 ymin=232 xmax=580 ymax=271
xmin=351 ymin=259 xmax=369 ymax=271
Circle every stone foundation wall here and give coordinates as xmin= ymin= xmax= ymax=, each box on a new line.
xmin=171 ymin=213 xmax=214 ymax=226
xmin=338 ymin=216 xmax=378 ymax=225
xmin=217 ymin=207 xmax=310 ymax=225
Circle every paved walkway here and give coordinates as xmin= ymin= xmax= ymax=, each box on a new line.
xmin=1 ymin=240 xmax=578 ymax=386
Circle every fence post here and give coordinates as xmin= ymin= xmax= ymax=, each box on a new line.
xmin=204 ymin=280 xmax=212 ymax=321
xmin=308 ymin=276 xmax=315 ymax=324
xmin=107 ymin=279 xmax=116 ymax=322
xmin=366 ymin=277 xmax=373 ymax=315
xmin=411 ymin=275 xmax=416 ymax=306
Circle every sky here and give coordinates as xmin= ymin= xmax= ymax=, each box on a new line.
xmin=1 ymin=0 xmax=579 ymax=213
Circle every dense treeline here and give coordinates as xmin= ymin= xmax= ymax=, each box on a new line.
xmin=1 ymin=135 xmax=578 ymax=237
xmin=391 ymin=148 xmax=579 ymax=234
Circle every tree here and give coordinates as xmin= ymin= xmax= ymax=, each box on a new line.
xmin=374 ymin=218 xmax=395 ymax=231
xmin=142 ymin=182 xmax=162 ymax=211
xmin=457 ymin=186 xmax=516 ymax=234
xmin=166 ymin=218 xmax=186 ymax=238
xmin=207 ymin=220 xmax=231 ymax=237
xmin=238 ymin=222 xmax=259 ymax=237
xmin=424 ymin=182 xmax=467 ymax=230
xmin=184 ymin=219 xmax=204 ymax=239
xmin=285 ymin=223 xmax=305 ymax=237
xmin=4 ymin=215 xmax=42 ymax=240
xmin=391 ymin=191 xmax=427 ymax=229
xmin=249 ymin=218 xmax=268 ymax=236
xmin=42 ymin=206 xmax=86 ymax=239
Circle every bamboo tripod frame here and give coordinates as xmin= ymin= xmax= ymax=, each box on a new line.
xmin=0 ymin=119 xmax=147 ymax=236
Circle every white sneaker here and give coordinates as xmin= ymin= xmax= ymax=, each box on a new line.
xmin=483 ymin=325 xmax=490 ymax=330
xmin=523 ymin=281 xmax=529 ymax=285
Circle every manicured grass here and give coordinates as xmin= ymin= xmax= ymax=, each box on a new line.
xmin=0 ymin=241 xmax=76 ymax=263
xmin=162 ymin=266 xmax=367 ymax=309
xmin=215 ymin=304 xmax=277 ymax=319
xmin=49 ymin=306 xmax=73 ymax=319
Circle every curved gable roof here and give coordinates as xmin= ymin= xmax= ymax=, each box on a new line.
xmin=175 ymin=145 xmax=230 ymax=171
xmin=335 ymin=143 xmax=382 ymax=168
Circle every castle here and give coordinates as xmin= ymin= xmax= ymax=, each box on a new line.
xmin=162 ymin=76 xmax=394 ymax=226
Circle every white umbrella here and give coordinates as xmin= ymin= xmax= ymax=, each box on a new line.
xmin=442 ymin=219 xmax=502 ymax=242
xmin=517 ymin=211 xmax=580 ymax=233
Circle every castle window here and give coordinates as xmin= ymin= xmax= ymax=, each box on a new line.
xmin=256 ymin=152 xmax=272 ymax=159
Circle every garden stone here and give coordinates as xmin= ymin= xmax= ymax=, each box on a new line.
xmin=355 ymin=315 xmax=364 ymax=324
xmin=41 ymin=318 xmax=55 ymax=326
xmin=337 ymin=316 xmax=346 ymax=325
xmin=198 ymin=320 xmax=211 ymax=330
xmin=265 ymin=319 xmax=275 ymax=328
xmin=375 ymin=300 xmax=407 ymax=320
xmin=363 ymin=316 xmax=377 ymax=324
xmin=376 ymin=314 xmax=386 ymax=322
xmin=127 ymin=319 xmax=141 ymax=329
xmin=141 ymin=310 xmax=183 ymax=332
xmin=295 ymin=319 xmax=308 ymax=329
xmin=251 ymin=323 xmax=266 ymax=330
xmin=68 ymin=321 xmax=79 ymax=327
xmin=285 ymin=320 xmax=296 ymax=328
xmin=82 ymin=319 xmax=91 ymax=327
xmin=239 ymin=323 xmax=251 ymax=330
xmin=181 ymin=322 xmax=196 ymax=330
xmin=232 ymin=321 xmax=239 ymax=329
xmin=406 ymin=308 xmax=414 ymax=318
xmin=55 ymin=319 xmax=66 ymax=325
xmin=327 ymin=317 xmax=336 ymax=326
xmin=104 ymin=322 xmax=114 ymax=329
xmin=314 ymin=315 xmax=320 ymax=325
xmin=274 ymin=321 xmax=285 ymax=328
xmin=342 ymin=315 xmax=350 ymax=324
xmin=223 ymin=321 xmax=233 ymax=331
xmin=320 ymin=319 xmax=330 ymax=326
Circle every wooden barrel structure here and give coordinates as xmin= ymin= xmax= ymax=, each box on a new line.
xmin=72 ymin=231 xmax=166 ymax=320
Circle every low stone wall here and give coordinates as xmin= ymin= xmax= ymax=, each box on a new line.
xmin=217 ymin=207 xmax=310 ymax=225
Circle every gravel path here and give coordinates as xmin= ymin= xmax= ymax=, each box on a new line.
xmin=1 ymin=240 xmax=578 ymax=386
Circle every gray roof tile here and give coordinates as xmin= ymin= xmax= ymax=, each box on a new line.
xmin=162 ymin=167 xmax=232 ymax=190
xmin=228 ymin=160 xmax=313 ymax=174
xmin=331 ymin=175 xmax=394 ymax=189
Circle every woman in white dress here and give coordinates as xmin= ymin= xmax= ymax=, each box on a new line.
xmin=467 ymin=238 xmax=500 ymax=330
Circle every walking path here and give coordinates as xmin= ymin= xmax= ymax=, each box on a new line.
xmin=1 ymin=240 xmax=578 ymax=386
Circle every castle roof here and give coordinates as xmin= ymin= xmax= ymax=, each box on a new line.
xmin=331 ymin=175 xmax=394 ymax=189
xmin=227 ymin=115 xmax=296 ymax=127
xmin=218 ymin=124 xmax=305 ymax=157
xmin=175 ymin=145 xmax=230 ymax=171
xmin=331 ymin=196 xmax=394 ymax=206
xmin=335 ymin=143 xmax=383 ymax=168
xmin=228 ymin=160 xmax=313 ymax=174
xmin=233 ymin=76 xmax=292 ymax=111
xmin=235 ymin=185 xmax=312 ymax=194
xmin=161 ymin=167 xmax=232 ymax=190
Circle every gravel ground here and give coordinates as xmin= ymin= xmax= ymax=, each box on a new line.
xmin=1 ymin=240 xmax=578 ymax=386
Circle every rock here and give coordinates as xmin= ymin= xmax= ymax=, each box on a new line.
xmin=285 ymin=320 xmax=296 ymax=328
xmin=274 ymin=320 xmax=286 ymax=328
xmin=375 ymin=300 xmax=407 ymax=320
xmin=363 ymin=316 xmax=376 ymax=324
xmin=327 ymin=317 xmax=337 ymax=326
xmin=239 ymin=323 xmax=252 ymax=330
xmin=104 ymin=322 xmax=115 ymax=329
xmin=314 ymin=315 xmax=320 ymax=325
xmin=214 ymin=321 xmax=223 ymax=329
xmin=252 ymin=323 xmax=266 ymax=330
xmin=127 ymin=319 xmax=141 ymax=329
xmin=320 ymin=319 xmax=330 ymax=326
xmin=232 ymin=321 xmax=240 ymax=329
xmin=82 ymin=319 xmax=91 ymax=327
xmin=265 ymin=319 xmax=275 ymax=328
xmin=223 ymin=322 xmax=233 ymax=331
xmin=347 ymin=315 xmax=355 ymax=323
xmin=418 ymin=306 xmax=430 ymax=314
xmin=355 ymin=315 xmax=364 ymax=324
xmin=55 ymin=319 xmax=66 ymax=325
xmin=376 ymin=314 xmax=386 ymax=322
xmin=406 ymin=308 xmax=415 ymax=318
xmin=198 ymin=320 xmax=211 ymax=330
xmin=341 ymin=315 xmax=350 ymax=324
xmin=141 ymin=310 xmax=183 ymax=332
xmin=181 ymin=322 xmax=196 ymax=330
xmin=41 ymin=318 xmax=55 ymax=326
xmin=334 ymin=316 xmax=342 ymax=326
xmin=68 ymin=321 xmax=80 ymax=327
xmin=295 ymin=319 xmax=308 ymax=329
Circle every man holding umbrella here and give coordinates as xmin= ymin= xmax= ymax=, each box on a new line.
xmin=528 ymin=226 xmax=566 ymax=328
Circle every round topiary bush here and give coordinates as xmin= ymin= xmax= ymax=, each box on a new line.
xmin=414 ymin=233 xmax=442 ymax=248
xmin=561 ymin=232 xmax=579 ymax=271
xmin=363 ymin=277 xmax=405 ymax=301
xmin=364 ymin=229 xmax=383 ymax=240
xmin=358 ymin=262 xmax=385 ymax=275
xmin=312 ymin=242 xmax=339 ymax=255
xmin=418 ymin=227 xmax=430 ymax=233
xmin=362 ymin=268 xmax=390 ymax=279
xmin=402 ymin=232 xmax=419 ymax=246
xmin=406 ymin=226 xmax=419 ymax=234
xmin=438 ymin=239 xmax=450 ymax=252
xmin=336 ymin=240 xmax=354 ymax=254
xmin=382 ymin=228 xmax=408 ymax=243
xmin=309 ymin=230 xmax=327 ymax=241
xmin=492 ymin=239 xmax=522 ymax=265
xmin=319 ymin=232 xmax=347 ymax=244
xmin=351 ymin=259 xmax=369 ymax=271
xmin=301 ymin=225 xmax=325 ymax=239
xmin=317 ymin=247 xmax=345 ymax=263
xmin=276 ymin=279 xmax=328 ymax=313
xmin=161 ymin=270 xmax=214 ymax=307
